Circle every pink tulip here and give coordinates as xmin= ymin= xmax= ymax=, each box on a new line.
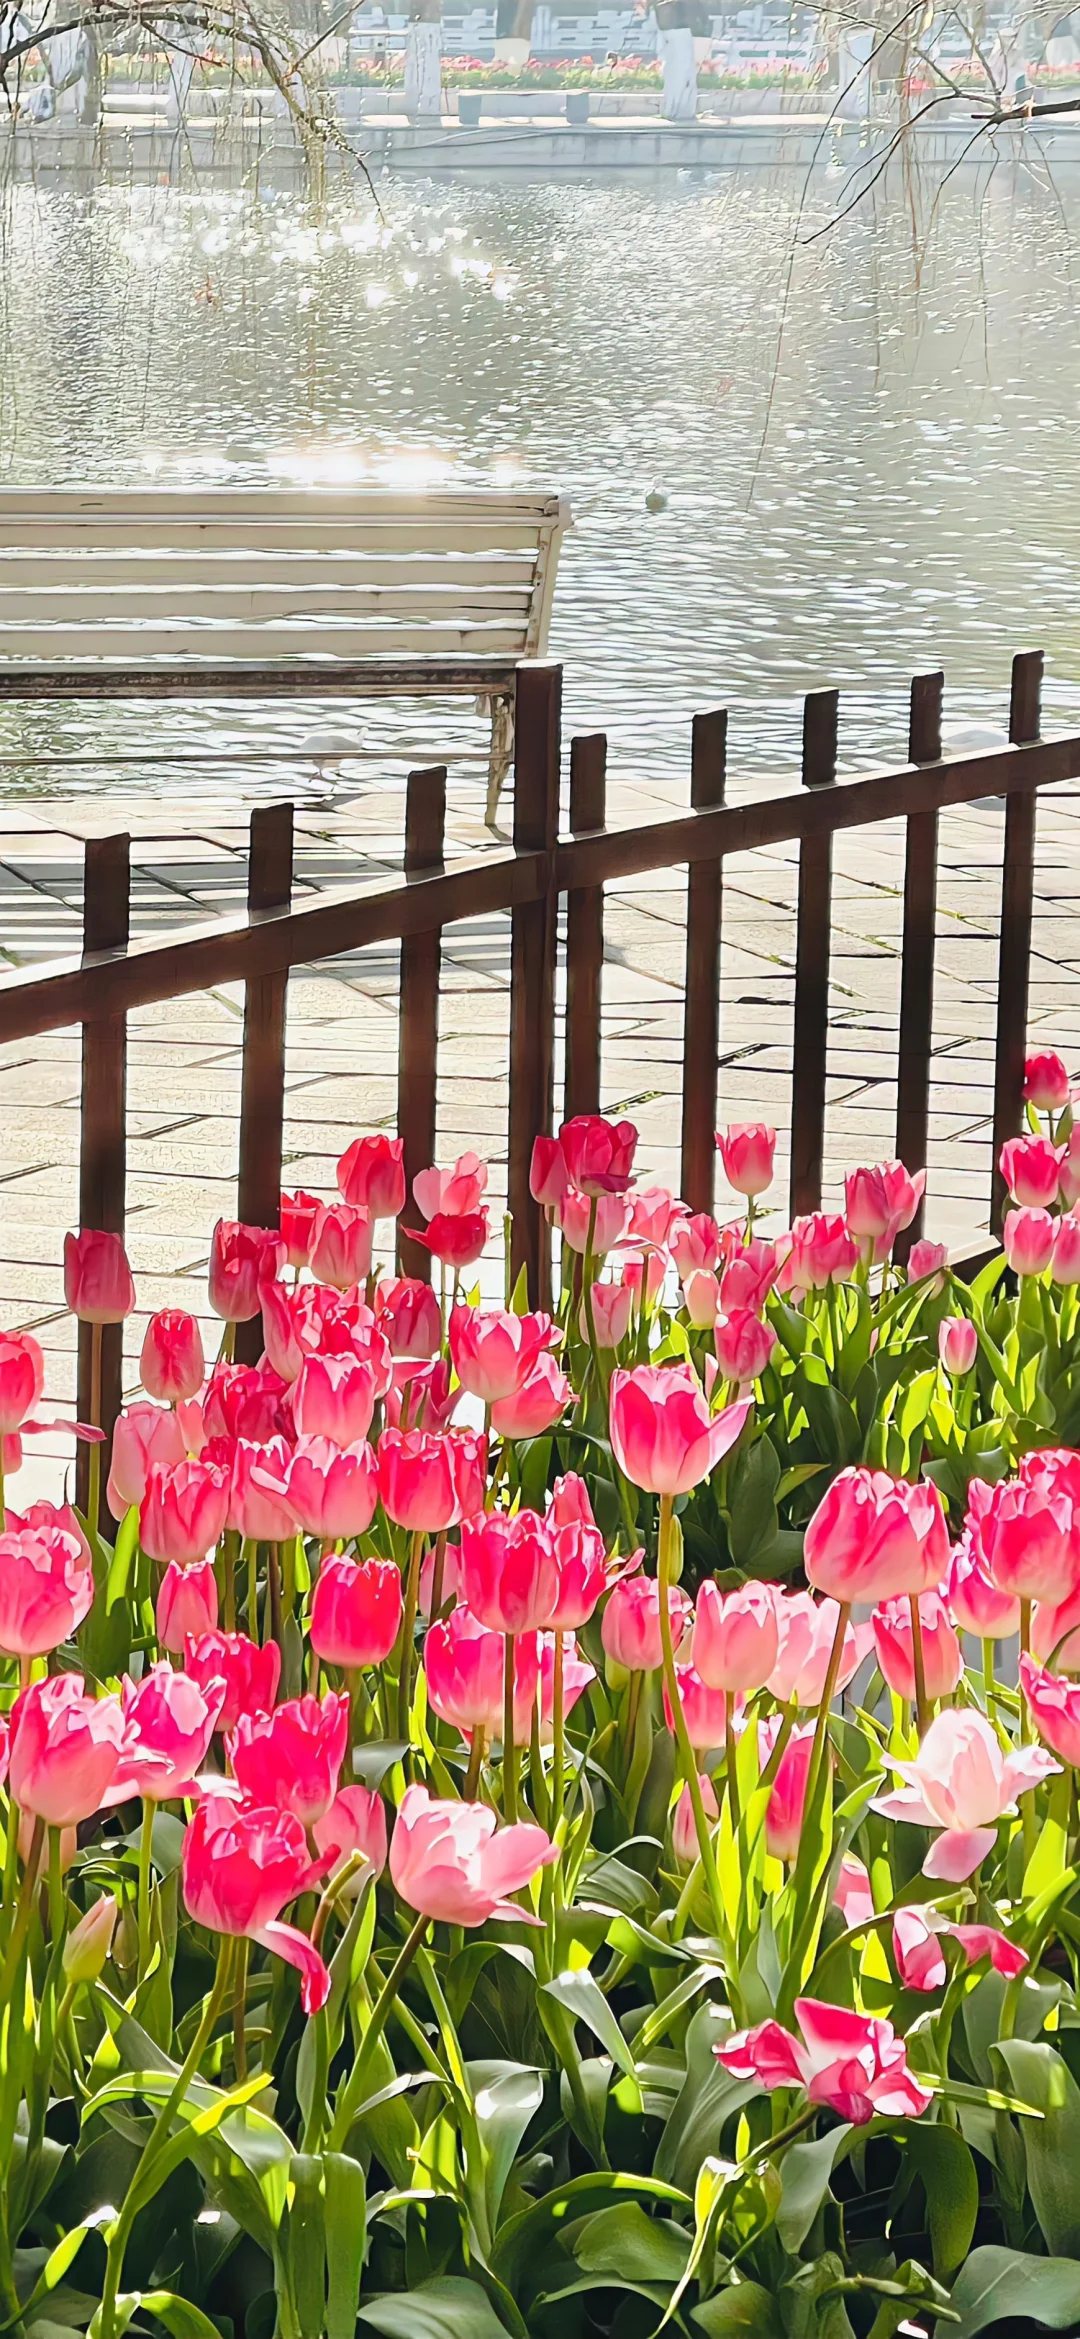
xmin=581 ymin=1281 xmax=634 ymax=1349
xmin=620 ymin=1251 xmax=667 ymax=1309
xmin=311 ymin=1554 xmax=403 ymax=1669
xmin=548 ymin=1472 xmax=596 ymax=1529
xmin=389 ymin=1783 xmax=556 ymax=1925
xmin=872 ymin=1591 xmax=962 ymax=1702
xmin=529 ymin=1135 xmax=569 ymax=1209
xmin=425 ymin=1606 xmax=540 ymax=1741
xmin=140 ymin=1310 xmax=205 ymax=1405
xmin=559 ymin=1188 xmax=630 ymax=1257
xmin=0 ymin=1332 xmax=44 ymax=1435
xmin=834 ymin=1855 xmax=875 ymax=1928
xmin=609 ymin=1366 xmax=751 ymax=1496
xmin=804 ymin=1467 xmax=949 ymax=1603
xmin=63 ymin=1893 xmax=119 ymax=1984
xmin=1002 ymin=1207 xmax=1055 ymax=1277
xmin=378 ymin=1427 xmax=460 ymax=1532
xmin=1052 ymin=1213 xmax=1080 ymax=1285
xmin=716 ymin=1122 xmax=776 ymax=1199
xmin=717 ymin=1997 xmax=932 ymax=2124
xmin=337 ymin=1133 xmax=406 ymax=1218
xmin=0 ymin=1525 xmax=93 ymax=1657
xmin=258 ymin=1282 xmax=319 ymax=1383
xmin=309 ymin=1204 xmax=372 ymax=1293
xmin=156 ymin=1557 xmax=218 ymax=1653
xmin=874 ymin=1706 xmax=1058 ymax=1879
xmin=460 ymin=1507 xmax=559 ymax=1634
xmin=663 ymin=1661 xmax=728 ymax=1753
xmin=203 ymin=1362 xmax=290 ymax=1444
xmin=559 ymin=1114 xmax=638 ymax=1196
xmin=768 ymin=1592 xmax=869 ymax=1706
xmin=907 ymin=1239 xmax=948 ymax=1290
xmin=183 ymin=1796 xmax=329 ymax=2014
xmin=672 ymin=1772 xmax=719 ymax=1863
xmin=185 ymin=1629 xmax=280 ymax=1735
xmin=230 ymin=1438 xmax=297 ymax=1544
xmin=116 ymin=1662 xmax=225 ymax=1801
xmin=410 ymin=1209 xmax=490 ymax=1269
xmin=230 ymin=1691 xmax=349 ymax=1827
xmin=209 ymin=1221 xmax=285 ymax=1321
xmin=414 ymin=1152 xmax=489 ymax=1222
xmin=938 ymin=1316 xmax=978 ymax=1375
xmin=946 ymin=1530 xmax=1020 ymax=1641
xmin=720 ymin=1238 xmax=778 ymax=1314
xmin=284 ymin=1436 xmax=378 ymax=1542
xmin=714 ymin=1310 xmax=776 ymax=1386
xmin=785 ymin=1213 xmax=858 ymax=1291
xmin=1032 ymin=1582 xmax=1080 ymax=1670
xmin=449 ymin=1304 xmax=554 ymax=1403
xmin=1000 ymin=1135 xmax=1064 ymax=1210
xmin=312 ymin=1783 xmax=388 ymax=1885
xmin=893 ymin=1903 xmax=1028 ymax=1993
xmin=844 ymin=1164 xmax=899 ymax=1243
xmin=10 ymin=1498 xmax=90 ymax=1571
xmin=9 ymin=1674 xmax=127 ymax=1825
xmin=1025 ymin=1049 xmax=1070 ymax=1111
xmin=280 ymin=1190 xmax=322 ymax=1270
xmin=693 ymin=1580 xmax=779 ymax=1693
xmin=140 ymin=1458 xmax=230 ymax=1567
xmin=601 ymin=1575 xmax=691 ymax=1671
xmin=537 ymin=1631 xmax=595 ymax=1743
xmin=765 ymin=1725 xmax=815 ymax=1860
xmin=626 ymin=1188 xmax=683 ymax=1248
xmin=385 ymin=1359 xmax=459 ymax=1433
xmin=490 ymin=1353 xmax=573 ymax=1439
xmin=548 ymin=1520 xmax=607 ymax=1630
xmin=682 ymin=1270 xmax=721 ymax=1330
xmin=64 ymin=1229 xmax=135 ymax=1324
xmin=293 ymin=1355 xmax=378 ymax=1448
xmin=671 ymin=1214 xmax=724 ymax=1278
xmin=1019 ymin=1651 xmax=1080 ymax=1765
xmin=376 ymin=1278 xmax=442 ymax=1360
xmin=973 ymin=1456 xmax=1080 ymax=1606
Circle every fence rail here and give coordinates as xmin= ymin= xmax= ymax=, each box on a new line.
xmin=0 ymin=647 xmax=1069 ymax=1471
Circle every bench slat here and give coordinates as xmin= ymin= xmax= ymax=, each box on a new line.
xmin=0 ymin=622 xmax=531 ymax=659
xmin=0 ymin=554 xmax=541 ymax=587
xmin=0 ymin=487 xmax=563 ymax=518
xmin=0 ymin=586 xmax=535 ymax=622
xmin=0 ymin=521 xmax=554 ymax=554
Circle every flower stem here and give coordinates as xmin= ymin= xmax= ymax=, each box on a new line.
xmin=503 ymin=1633 xmax=518 ymax=1821
xmin=725 ymin=1706 xmax=741 ymax=1834
xmin=552 ymin=1628 xmax=566 ymax=1840
xmin=909 ymin=1593 xmax=930 ymax=1737
xmin=137 ymin=1798 xmax=155 ymax=1978
xmin=329 ymin=1908 xmax=429 ymax=2152
xmin=657 ymin=1492 xmax=726 ymax=1940
xmin=396 ymin=1531 xmax=424 ymax=1743
xmin=464 ymin=1727 xmax=485 ymax=1800
xmin=87 ymin=1322 xmax=103 ymax=1531
xmin=802 ymin=1600 xmax=851 ymax=1826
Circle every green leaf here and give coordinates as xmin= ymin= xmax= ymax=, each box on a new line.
xmin=324 ymin=2153 xmax=366 ymax=2339
xmin=467 ymin=2062 xmax=544 ymax=2233
xmin=776 ymin=2124 xmax=852 ymax=2254
xmin=285 ymin=2153 xmax=325 ymax=2339
xmin=350 ymin=1741 xmax=409 ymax=1788
xmin=357 ymin=2276 xmax=510 ymax=2338
xmin=105 ymin=1505 xmax=140 ymax=1611
xmin=902 ymin=2121 xmax=979 ymax=2282
xmin=491 ymin=2173 xmax=690 ymax=2295
xmin=655 ymin=2006 xmax=757 ymax=2198
xmin=950 ymin=2248 xmax=1080 ymax=2337
xmin=993 ymin=2039 xmax=1080 ymax=2256
xmin=542 ymin=1969 xmax=636 ymax=2078
xmin=692 ymin=2287 xmax=782 ymax=2337
xmin=139 ymin=2294 xmax=227 ymax=2339
xmin=727 ymin=1436 xmax=780 ymax=1569
xmin=572 ymin=2201 xmax=690 ymax=2286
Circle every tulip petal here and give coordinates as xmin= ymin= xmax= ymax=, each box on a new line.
xmin=871 ymin=1787 xmax=940 ymax=1828
xmin=949 ymin=1923 xmax=1028 ymax=1977
xmin=479 ymin=1819 xmax=559 ymax=1899
xmin=794 ymin=1997 xmax=883 ymax=2069
xmin=254 ymin=1920 xmax=331 ymax=2014
xmin=1001 ymin=1743 xmax=1062 ymax=1803
xmin=922 ymin=1825 xmax=998 ymax=1881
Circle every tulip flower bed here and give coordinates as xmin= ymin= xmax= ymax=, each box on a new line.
xmin=11 ymin=1052 xmax=1080 ymax=2339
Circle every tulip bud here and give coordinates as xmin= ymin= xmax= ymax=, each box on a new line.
xmin=1025 ymin=1050 xmax=1070 ymax=1112
xmin=715 ymin=1122 xmax=776 ymax=1199
xmin=999 ymin=1136 xmax=1064 ymax=1210
xmin=140 ymin=1310 xmax=205 ymax=1404
xmin=64 ymin=1230 xmax=135 ymax=1324
xmin=907 ymin=1239 xmax=948 ymax=1292
xmin=1003 ymin=1206 xmax=1055 ymax=1278
xmin=1053 ymin=1212 xmax=1080 ymax=1286
xmin=937 ymin=1316 xmax=978 ymax=1375
xmin=63 ymin=1893 xmax=118 ymax=1984
xmin=714 ymin=1309 xmax=776 ymax=1385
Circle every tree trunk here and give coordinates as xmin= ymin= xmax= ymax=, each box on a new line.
xmin=494 ymin=0 xmax=533 ymax=61
xmin=404 ymin=0 xmax=441 ymax=115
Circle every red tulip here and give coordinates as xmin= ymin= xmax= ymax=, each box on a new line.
xmin=312 ymin=1783 xmax=388 ymax=1885
xmin=140 ymin=1310 xmax=205 ymax=1405
xmin=459 ymin=1507 xmax=560 ymax=1633
xmin=284 ymin=1436 xmax=378 ymax=1541
xmin=0 ymin=1331 xmax=44 ymax=1435
xmin=182 ymin=1796 xmax=329 ymax=2014
xmin=490 ymin=1352 xmax=572 ymax=1439
xmin=293 ymin=1354 xmax=378 ymax=1448
xmin=156 ymin=1556 xmax=218 ymax=1653
xmin=139 ymin=1458 xmax=231 ymax=1566
xmin=309 ymin=1204 xmax=372 ymax=1292
xmin=716 ymin=1999 xmax=932 ymax=2124
xmin=64 ymin=1229 xmax=135 ymax=1324
xmin=280 ymin=1190 xmax=322 ymax=1269
xmin=529 ymin=1134 xmax=569 ymax=1208
xmin=107 ymin=1403 xmax=187 ymax=1518
xmin=378 ymin=1427 xmax=460 ymax=1531
xmin=609 ymin=1364 xmax=751 ymax=1495
xmin=230 ymin=1690 xmax=349 ymax=1827
xmin=999 ymin=1136 xmax=1064 ymax=1209
xmin=9 ymin=1674 xmax=127 ymax=1826
xmin=449 ymin=1304 xmax=554 ymax=1403
xmin=693 ymin=1580 xmax=779 ymax=1694
xmin=389 ymin=1783 xmax=556 ymax=1925
xmin=410 ymin=1209 xmax=490 ymax=1269
xmin=116 ymin=1662 xmax=224 ymax=1801
xmin=377 ymin=1277 xmax=442 ymax=1359
xmin=872 ymin=1591 xmax=962 ymax=1702
xmin=424 ymin=1606 xmax=540 ymax=1741
xmin=337 ymin=1133 xmax=406 ymax=1218
xmin=185 ymin=1629 xmax=280 ymax=1735
xmin=310 ymin=1554 xmax=403 ymax=1669
xmin=714 ymin=1310 xmax=776 ymax=1385
xmin=210 ymin=1221 xmax=285 ymax=1321
xmin=0 ymin=1525 xmax=93 ymax=1657
xmin=716 ymin=1122 xmax=775 ymax=1199
xmin=1002 ymin=1206 xmax=1055 ymax=1277
xmin=559 ymin=1114 xmax=638 ymax=1196
xmin=601 ymin=1575 xmax=691 ymax=1672
xmin=1025 ymin=1049 xmax=1070 ymax=1111
xmin=804 ymin=1467 xmax=949 ymax=1603
xmin=413 ymin=1152 xmax=489 ymax=1221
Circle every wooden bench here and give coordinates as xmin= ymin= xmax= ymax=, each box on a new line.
xmin=0 ymin=485 xmax=572 ymax=822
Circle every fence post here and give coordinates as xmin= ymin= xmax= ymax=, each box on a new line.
xmin=509 ymin=661 xmax=561 ymax=1309
xmin=236 ymin=804 xmax=293 ymax=1364
xmin=564 ymin=733 xmax=606 ymax=1123
xmin=680 ymin=709 xmax=727 ymax=1212
xmin=398 ymin=767 xmax=447 ymax=1281
xmin=789 ymin=689 xmax=838 ymax=1217
xmin=894 ymin=671 xmax=943 ymax=1262
xmin=991 ymin=649 xmax=1043 ymax=1233
xmin=77 ymin=833 xmax=130 ymax=1525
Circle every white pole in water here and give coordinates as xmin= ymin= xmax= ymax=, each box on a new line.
xmin=658 ymin=9 xmax=697 ymax=120
xmin=404 ymin=4 xmax=442 ymax=116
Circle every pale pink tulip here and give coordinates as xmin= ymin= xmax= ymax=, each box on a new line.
xmin=874 ymin=1707 xmax=1058 ymax=1879
xmin=693 ymin=1580 xmax=779 ymax=1693
xmin=893 ymin=1903 xmax=1028 ymax=1992
xmin=389 ymin=1784 xmax=556 ymax=1924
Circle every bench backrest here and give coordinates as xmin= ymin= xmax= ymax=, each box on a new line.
xmin=0 ymin=486 xmax=570 ymax=667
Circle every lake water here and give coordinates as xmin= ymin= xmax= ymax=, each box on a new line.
xmin=0 ymin=158 xmax=1078 ymax=795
